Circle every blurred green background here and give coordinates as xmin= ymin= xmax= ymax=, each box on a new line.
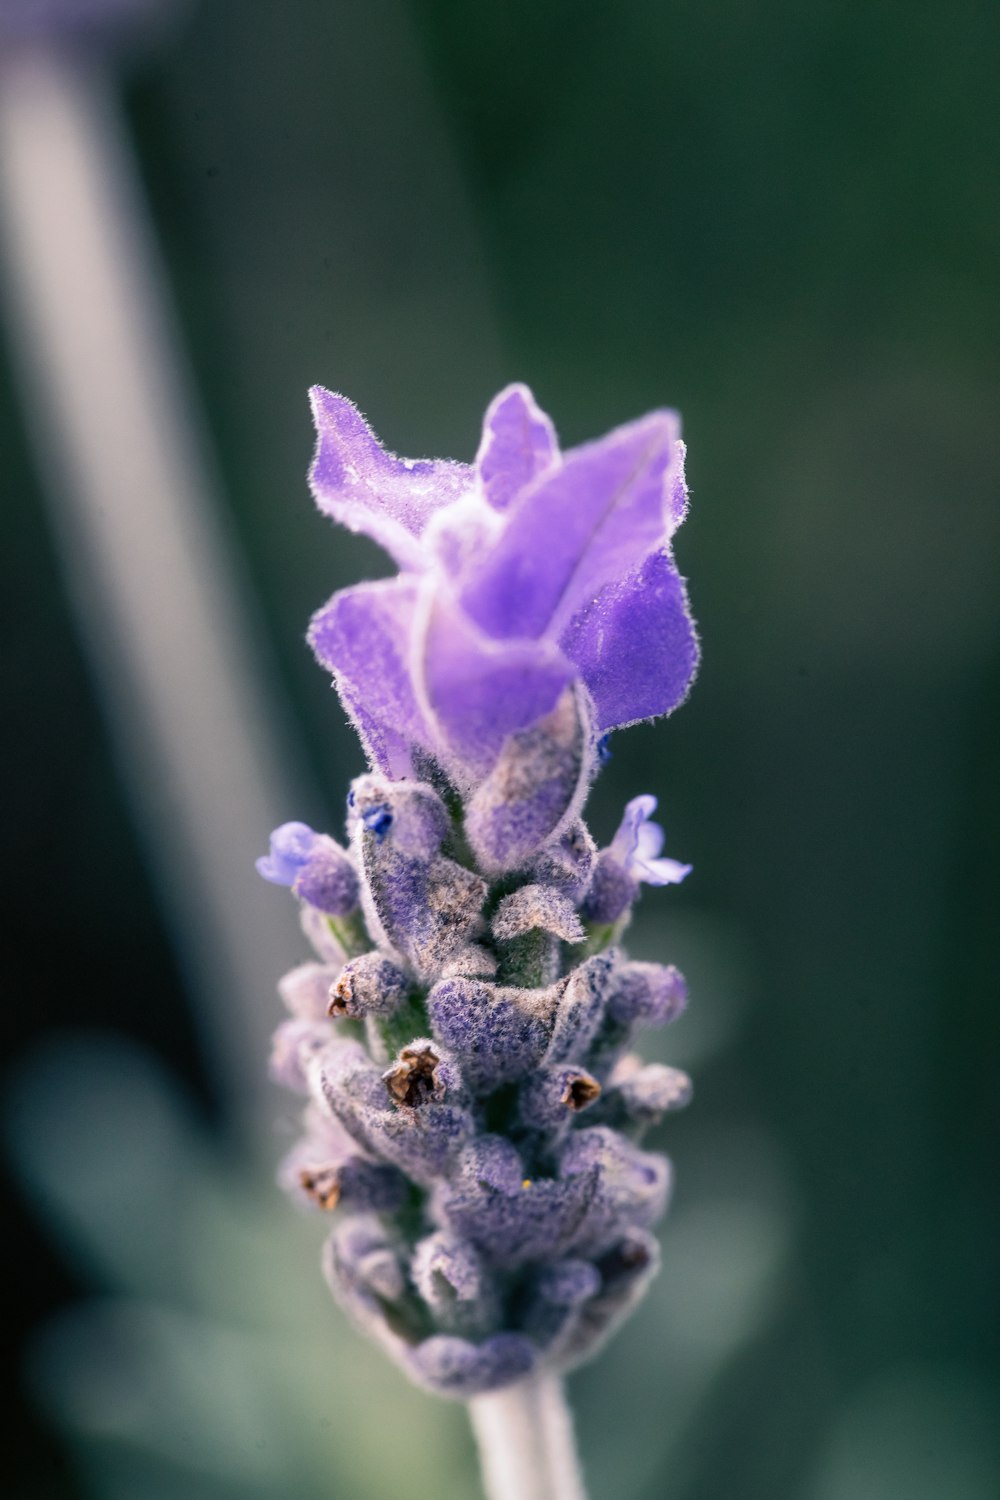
xmin=2 ymin=1 xmax=998 ymax=1497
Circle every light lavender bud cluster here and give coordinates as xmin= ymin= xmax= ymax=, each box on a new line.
xmin=258 ymin=383 xmax=699 ymax=1398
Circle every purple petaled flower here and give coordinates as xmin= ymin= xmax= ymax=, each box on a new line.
xmin=306 ymin=385 xmax=698 ymax=862
xmin=611 ymin=795 xmax=692 ymax=887
xmin=257 ymin=820 xmax=317 ymax=885
xmin=584 ymin=795 xmax=691 ymax=926
xmin=257 ymin=384 xmax=701 ymax=1418
xmin=256 ymin=821 xmax=359 ymax=916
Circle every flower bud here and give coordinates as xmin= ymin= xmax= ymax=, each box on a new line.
xmin=464 ymin=685 xmax=595 ymax=873
xmin=595 ymin=1058 xmax=693 ymax=1132
xmin=328 ymin=952 xmax=410 ymax=1019
xmin=437 ymin=1135 xmax=601 ymax=1270
xmin=427 ymin=977 xmax=562 ymax=1094
xmin=530 ymin=820 xmax=598 ymax=903
xmin=544 ymin=950 xmax=618 ymax=1066
xmin=553 ymin=1229 xmax=661 ymax=1371
xmin=516 ymin=1258 xmax=602 ymax=1354
xmin=269 ymin=1018 xmax=335 ymax=1093
xmin=406 ymin=1333 xmax=535 ymax=1399
xmin=257 ymin=822 xmax=359 ymax=915
xmin=559 ymin=1127 xmax=671 ymax=1259
xmin=411 ymin=1231 xmax=499 ymax=1336
xmin=607 ymin=962 xmax=688 ymax=1026
xmin=351 ymin=777 xmax=486 ymax=979
xmin=517 ymin=1065 xmax=602 ymax=1137
xmin=307 ymin=1158 xmax=406 ymax=1213
xmin=492 ymin=884 xmax=584 ymax=945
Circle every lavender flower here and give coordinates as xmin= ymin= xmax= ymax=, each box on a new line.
xmin=258 ymin=384 xmax=698 ymax=1412
xmin=584 ymin=794 xmax=692 ymax=927
xmin=256 ymin=820 xmax=360 ymax=916
xmin=307 ymin=383 xmax=698 ymax=865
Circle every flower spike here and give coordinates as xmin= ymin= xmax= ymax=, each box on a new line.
xmin=257 ymin=384 xmax=698 ymax=1420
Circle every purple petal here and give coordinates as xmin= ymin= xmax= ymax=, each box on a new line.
xmin=559 ymin=549 xmax=699 ymax=732
xmin=308 ymin=578 xmax=433 ymax=757
xmin=256 ymin=821 xmax=316 ymax=885
xmin=634 ymin=821 xmax=665 ymax=862
xmin=620 ymin=793 xmax=658 ymax=832
xmin=475 ymin=383 xmax=559 ymax=514
xmin=604 ymin=793 xmax=691 ymax=887
xmin=423 ymin=494 xmax=504 ymax=581
xmin=638 ymin=855 xmax=692 ymax=886
xmin=338 ymin=678 xmax=416 ymax=779
xmin=416 ymin=591 xmax=573 ymax=778
xmin=308 ymin=387 xmax=472 ymax=569
xmin=460 ymin=409 xmax=681 ymax=642
xmin=668 ymin=440 xmax=690 ymax=528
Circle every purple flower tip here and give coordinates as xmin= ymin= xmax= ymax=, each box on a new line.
xmin=306 ymin=384 xmax=698 ymax=784
xmin=612 ymin=795 xmax=692 ymax=888
xmin=256 ymin=821 xmax=359 ymax=915
xmin=256 ymin=821 xmax=318 ymax=886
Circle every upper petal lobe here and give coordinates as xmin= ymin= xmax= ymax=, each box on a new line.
xmin=460 ymin=410 xmax=681 ymax=642
xmin=559 ymin=549 xmax=699 ymax=731
xmin=475 ymin=383 xmax=559 ymax=514
xmin=308 ymin=577 xmax=434 ymax=758
xmin=308 ymin=387 xmax=472 ymax=569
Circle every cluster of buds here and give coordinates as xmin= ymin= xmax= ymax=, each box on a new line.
xmin=259 ymin=384 xmax=698 ymax=1398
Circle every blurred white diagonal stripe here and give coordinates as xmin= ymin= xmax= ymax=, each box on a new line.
xmin=0 ymin=45 xmax=311 ymax=1129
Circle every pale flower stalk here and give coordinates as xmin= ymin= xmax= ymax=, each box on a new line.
xmin=0 ymin=0 xmax=311 ymax=1127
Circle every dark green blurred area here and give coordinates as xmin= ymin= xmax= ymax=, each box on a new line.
xmin=4 ymin=1 xmax=998 ymax=1497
